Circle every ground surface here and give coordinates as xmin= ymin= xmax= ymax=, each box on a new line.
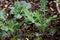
xmin=0 ymin=0 xmax=60 ymax=40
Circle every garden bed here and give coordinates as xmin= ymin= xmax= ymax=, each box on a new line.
xmin=0 ymin=0 xmax=60 ymax=40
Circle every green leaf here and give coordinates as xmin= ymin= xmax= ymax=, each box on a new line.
xmin=14 ymin=14 xmax=22 ymax=19
xmin=1 ymin=26 xmax=9 ymax=31
xmin=49 ymin=28 xmax=56 ymax=35
xmin=10 ymin=37 xmax=16 ymax=40
xmin=45 ymin=18 xmax=51 ymax=25
xmin=1 ymin=32 xmax=8 ymax=38
xmin=0 ymin=10 xmax=6 ymax=20
xmin=52 ymin=15 xmax=57 ymax=19
xmin=8 ymin=28 xmax=14 ymax=33
xmin=20 ymin=1 xmax=31 ymax=9
xmin=57 ymin=0 xmax=60 ymax=3
xmin=40 ymin=0 xmax=48 ymax=11
xmin=6 ymin=21 xmax=14 ymax=28
xmin=36 ymin=37 xmax=43 ymax=40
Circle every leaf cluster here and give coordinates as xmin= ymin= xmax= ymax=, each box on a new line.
xmin=0 ymin=1 xmax=57 ymax=38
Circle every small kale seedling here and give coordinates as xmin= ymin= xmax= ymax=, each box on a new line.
xmin=10 ymin=1 xmax=31 ymax=19
xmin=40 ymin=0 xmax=48 ymax=11
xmin=10 ymin=1 xmax=57 ymax=34
xmin=0 ymin=10 xmax=20 ymax=32
xmin=23 ymin=9 xmax=57 ymax=33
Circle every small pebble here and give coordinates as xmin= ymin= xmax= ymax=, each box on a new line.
xmin=5 ymin=5 xmax=8 ymax=8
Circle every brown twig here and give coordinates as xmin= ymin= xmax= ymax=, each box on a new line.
xmin=56 ymin=0 xmax=60 ymax=14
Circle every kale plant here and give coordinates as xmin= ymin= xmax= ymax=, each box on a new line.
xmin=0 ymin=0 xmax=57 ymax=38
xmin=0 ymin=10 xmax=20 ymax=38
xmin=10 ymin=1 xmax=57 ymax=34
xmin=23 ymin=9 xmax=57 ymax=33
xmin=0 ymin=1 xmax=31 ymax=38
